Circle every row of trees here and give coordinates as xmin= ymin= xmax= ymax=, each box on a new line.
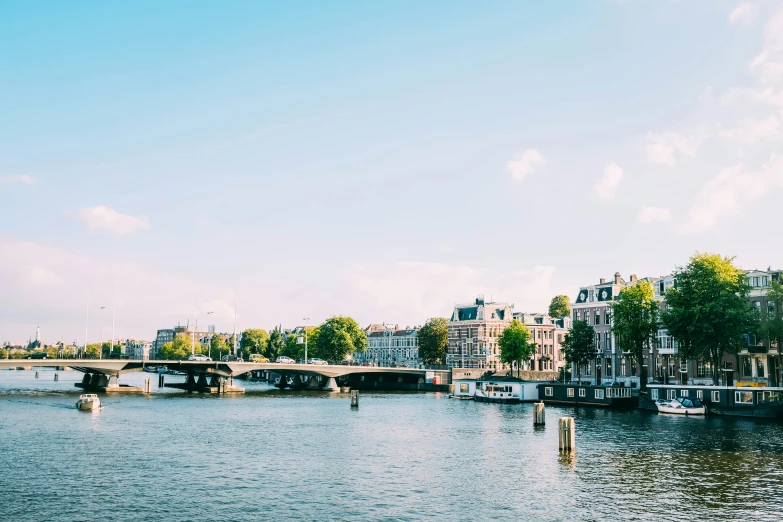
xmin=560 ymin=253 xmax=779 ymax=390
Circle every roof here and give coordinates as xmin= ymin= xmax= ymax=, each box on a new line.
xmin=478 ymin=375 xmax=529 ymax=383
xmin=457 ymin=306 xmax=478 ymax=321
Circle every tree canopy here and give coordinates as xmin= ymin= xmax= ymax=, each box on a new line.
xmin=265 ymin=329 xmax=285 ymax=360
xmin=611 ymin=279 xmax=660 ymax=391
xmin=282 ymin=327 xmax=319 ymax=361
xmin=314 ymin=316 xmax=367 ymax=362
xmin=497 ymin=319 xmax=536 ymax=377
xmin=561 ymin=320 xmax=595 ymax=383
xmin=662 ymin=253 xmax=755 ymax=385
xmin=159 ymin=333 xmax=198 ymax=360
xmin=210 ymin=334 xmax=227 ymax=358
xmin=418 ymin=318 xmax=448 ymax=365
xmin=240 ymin=328 xmax=269 ymax=355
xmin=548 ymin=295 xmax=571 ymax=318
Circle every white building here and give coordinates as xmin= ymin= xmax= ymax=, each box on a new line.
xmin=361 ymin=325 xmax=420 ymax=367
xmin=125 ymin=339 xmax=152 ymax=360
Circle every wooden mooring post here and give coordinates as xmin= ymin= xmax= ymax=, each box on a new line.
xmin=534 ymin=402 xmax=545 ymax=425
xmin=54 ymin=373 xmax=59 ymax=382
xmin=350 ymin=390 xmax=359 ymax=408
xmin=158 ymin=374 xmax=164 ymax=388
xmin=35 ymin=371 xmax=39 ymax=379
xmin=558 ymin=417 xmax=575 ymax=452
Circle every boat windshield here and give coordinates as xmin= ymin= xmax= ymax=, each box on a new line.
xmin=677 ymin=397 xmax=702 ymax=408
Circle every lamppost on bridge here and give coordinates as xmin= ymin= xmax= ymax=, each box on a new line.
xmin=99 ymin=305 xmax=106 ymax=360
xmin=206 ymin=311 xmax=214 ymax=359
xmin=302 ymin=317 xmax=309 ymax=364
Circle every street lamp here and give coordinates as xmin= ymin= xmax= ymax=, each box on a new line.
xmin=206 ymin=311 xmax=214 ymax=359
xmin=100 ymin=306 xmax=106 ymax=359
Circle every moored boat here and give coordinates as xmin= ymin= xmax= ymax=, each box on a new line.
xmin=655 ymin=396 xmax=706 ymax=415
xmin=538 ymin=383 xmax=639 ymax=409
xmin=641 ymin=384 xmax=783 ymax=418
xmin=76 ymin=394 xmax=101 ymax=411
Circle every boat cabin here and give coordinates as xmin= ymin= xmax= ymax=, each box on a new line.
xmin=537 ymin=383 xmax=639 ymax=409
xmin=641 ymin=384 xmax=783 ymax=418
xmin=451 ymin=378 xmax=478 ymax=399
xmin=474 ymin=376 xmax=541 ymax=403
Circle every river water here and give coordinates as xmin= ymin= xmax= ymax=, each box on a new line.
xmin=1 ymin=369 xmax=781 ymax=522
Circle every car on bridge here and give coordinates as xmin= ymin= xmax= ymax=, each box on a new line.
xmin=308 ymin=358 xmax=328 ymax=365
xmin=24 ymin=352 xmax=48 ymax=359
xmin=275 ymin=356 xmax=296 ymax=364
xmin=221 ymin=355 xmax=243 ymax=362
xmin=187 ymin=354 xmax=212 ymax=362
xmin=249 ymin=354 xmax=268 ymax=363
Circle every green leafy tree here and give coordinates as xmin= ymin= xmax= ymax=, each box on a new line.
xmin=282 ymin=327 xmax=319 ymax=361
xmin=314 ymin=316 xmax=367 ymax=362
xmin=265 ymin=329 xmax=285 ymax=360
xmin=240 ymin=329 xmax=269 ymax=355
xmin=662 ymin=253 xmax=756 ymax=385
xmin=159 ymin=333 xmax=197 ymax=360
xmin=46 ymin=346 xmax=59 ymax=359
xmin=210 ymin=335 xmax=227 ymax=359
xmin=548 ymin=295 xmax=571 ymax=318
xmin=611 ymin=280 xmax=660 ymax=391
xmin=85 ymin=343 xmax=101 ymax=359
xmin=764 ymin=279 xmax=783 ymax=352
xmin=418 ymin=318 xmax=448 ymax=365
xmin=497 ymin=319 xmax=536 ymax=377
xmin=561 ymin=321 xmax=595 ymax=384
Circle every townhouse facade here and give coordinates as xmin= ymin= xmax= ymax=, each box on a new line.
xmin=512 ymin=312 xmax=570 ymax=373
xmin=360 ymin=326 xmax=420 ymax=367
xmin=447 ymin=296 xmax=513 ymax=372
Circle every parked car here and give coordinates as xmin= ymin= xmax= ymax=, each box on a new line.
xmin=275 ymin=356 xmax=295 ymax=364
xmin=221 ymin=354 xmax=243 ymax=362
xmin=187 ymin=354 xmax=211 ymax=361
xmin=248 ymin=354 xmax=268 ymax=363
xmin=308 ymin=358 xmax=328 ymax=365
xmin=24 ymin=352 xmax=48 ymax=359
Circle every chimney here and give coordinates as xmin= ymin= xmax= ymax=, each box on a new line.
xmin=600 ymin=278 xmax=606 ymax=284
xmin=630 ymin=274 xmax=638 ymax=283
xmin=614 ymin=272 xmax=621 ymax=284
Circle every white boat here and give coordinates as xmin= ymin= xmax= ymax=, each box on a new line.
xmin=76 ymin=394 xmax=101 ymax=411
xmin=655 ymin=396 xmax=706 ymax=415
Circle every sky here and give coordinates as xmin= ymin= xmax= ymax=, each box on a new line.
xmin=1 ymin=1 xmax=782 ymax=345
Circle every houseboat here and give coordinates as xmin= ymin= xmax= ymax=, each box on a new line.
xmin=537 ymin=383 xmax=639 ymax=409
xmin=474 ymin=376 xmax=541 ymax=404
xmin=640 ymin=384 xmax=783 ymax=418
xmin=451 ymin=378 xmax=477 ymax=399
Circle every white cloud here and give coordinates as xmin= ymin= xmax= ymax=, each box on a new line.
xmin=506 ymin=149 xmax=546 ymax=181
xmin=729 ymin=3 xmax=759 ymax=25
xmin=637 ymin=206 xmax=672 ymax=224
xmin=0 ymin=175 xmax=36 ymax=185
xmin=646 ymin=132 xmax=705 ymax=167
xmin=680 ymin=155 xmax=783 ymax=234
xmin=719 ymin=116 xmax=781 ymax=143
xmin=748 ymin=7 xmax=783 ymax=86
xmin=594 ymin=163 xmax=624 ymax=200
xmin=77 ymin=206 xmax=150 ymax=235
xmin=345 ymin=262 xmax=559 ymax=323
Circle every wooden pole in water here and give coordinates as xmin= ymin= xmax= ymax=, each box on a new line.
xmin=558 ymin=417 xmax=575 ymax=451
xmin=534 ymin=402 xmax=545 ymax=425
xmin=35 ymin=371 xmax=39 ymax=379
xmin=350 ymin=390 xmax=359 ymax=408
xmin=54 ymin=373 xmax=59 ymax=381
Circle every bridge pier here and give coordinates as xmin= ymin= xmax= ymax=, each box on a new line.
xmin=322 ymin=377 xmax=340 ymax=392
xmin=74 ymin=372 xmax=143 ymax=393
xmin=307 ymin=375 xmax=321 ymax=390
xmin=164 ymin=371 xmax=244 ymax=394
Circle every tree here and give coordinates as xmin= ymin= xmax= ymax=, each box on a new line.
xmin=265 ymin=329 xmax=285 ymax=360
xmin=548 ymin=295 xmax=571 ymax=318
xmin=418 ymin=318 xmax=448 ymax=365
xmin=497 ymin=319 xmax=536 ymax=378
xmin=764 ymin=279 xmax=783 ymax=352
xmin=611 ymin=280 xmax=660 ymax=391
xmin=282 ymin=327 xmax=319 ymax=361
xmin=240 ymin=329 xmax=269 ymax=355
xmin=662 ymin=253 xmax=756 ymax=386
xmin=210 ymin=335 xmax=227 ymax=359
xmin=314 ymin=316 xmax=367 ymax=362
xmin=561 ymin=321 xmax=595 ymax=383
xmin=85 ymin=343 xmax=101 ymax=359
xmin=159 ymin=333 xmax=197 ymax=360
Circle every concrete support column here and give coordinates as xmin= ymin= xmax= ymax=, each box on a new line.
xmin=196 ymin=373 xmax=209 ymax=388
xmin=106 ymin=375 xmax=119 ymax=388
xmin=307 ymin=375 xmax=321 ymax=389
xmin=322 ymin=377 xmax=340 ymax=392
xmin=81 ymin=373 xmax=92 ymax=386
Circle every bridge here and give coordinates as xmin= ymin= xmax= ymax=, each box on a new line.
xmin=0 ymin=359 xmax=449 ymax=394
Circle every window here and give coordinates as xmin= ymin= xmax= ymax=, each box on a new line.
xmin=712 ymin=391 xmax=720 ymax=403
xmin=595 ymin=311 xmax=601 ymax=325
xmin=697 ymin=361 xmax=708 ymax=378
xmin=680 ymin=389 xmax=689 ymax=397
xmin=762 ymin=276 xmax=769 ymax=286
xmin=567 ymin=388 xmax=574 ymax=397
xmin=595 ymin=389 xmax=605 ymax=399
xmin=735 ymin=391 xmax=753 ymax=404
xmin=459 ymin=383 xmax=469 ymax=393
xmin=742 ymin=357 xmax=752 ymax=378
xmin=697 ymin=390 xmax=703 ymax=400
xmin=579 ymin=388 xmax=586 ymax=397
xmin=667 ymin=389 xmax=676 ymax=400
xmin=756 ymin=358 xmax=765 ymax=377
xmin=545 ymin=387 xmax=553 ymax=396
xmin=651 ymin=389 xmax=659 ymax=400
xmin=605 ymin=312 xmax=610 ymax=325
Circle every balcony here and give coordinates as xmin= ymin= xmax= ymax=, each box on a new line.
xmin=745 ymin=345 xmax=769 ymax=354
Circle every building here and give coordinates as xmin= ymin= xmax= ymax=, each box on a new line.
xmin=152 ymin=324 xmax=216 ymax=359
xmin=740 ymin=268 xmax=781 ymax=386
xmin=125 ymin=339 xmax=152 ymax=360
xmin=360 ymin=325 xmax=420 ymax=367
xmin=513 ymin=312 xmax=570 ymax=374
xmin=447 ymin=296 xmax=513 ymax=371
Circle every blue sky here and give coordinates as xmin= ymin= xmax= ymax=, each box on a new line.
xmin=1 ymin=1 xmax=782 ymax=344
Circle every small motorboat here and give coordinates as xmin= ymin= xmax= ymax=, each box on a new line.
xmin=656 ymin=396 xmax=706 ymax=415
xmin=76 ymin=394 xmax=101 ymax=411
